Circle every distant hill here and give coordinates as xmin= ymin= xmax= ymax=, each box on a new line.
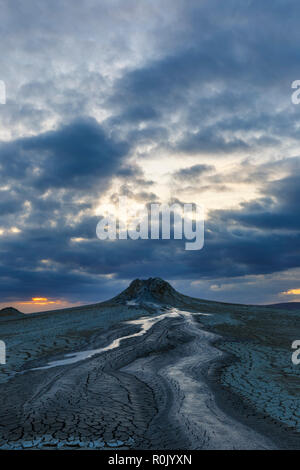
xmin=111 ymin=277 xmax=187 ymax=305
xmin=1 ymin=278 xmax=290 ymax=318
xmin=109 ymin=277 xmax=271 ymax=313
xmin=110 ymin=277 xmax=222 ymax=310
xmin=266 ymin=302 xmax=300 ymax=311
xmin=0 ymin=306 xmax=23 ymax=320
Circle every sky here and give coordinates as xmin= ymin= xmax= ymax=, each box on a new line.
xmin=1 ymin=0 xmax=300 ymax=312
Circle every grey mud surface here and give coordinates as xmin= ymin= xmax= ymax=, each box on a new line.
xmin=0 ymin=310 xmax=278 ymax=450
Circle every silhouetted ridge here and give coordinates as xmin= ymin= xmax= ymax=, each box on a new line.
xmin=266 ymin=302 xmax=300 ymax=311
xmin=112 ymin=277 xmax=190 ymax=306
xmin=0 ymin=306 xmax=23 ymax=320
xmin=0 ymin=306 xmax=21 ymax=314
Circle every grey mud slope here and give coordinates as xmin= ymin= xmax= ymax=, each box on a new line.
xmin=0 ymin=310 xmax=274 ymax=450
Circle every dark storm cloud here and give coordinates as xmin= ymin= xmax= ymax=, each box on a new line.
xmin=175 ymin=130 xmax=249 ymax=155
xmin=0 ymin=191 xmax=23 ymax=216
xmin=0 ymin=117 xmax=130 ymax=191
xmin=1 ymin=0 xmax=300 ymax=304
xmin=104 ymin=0 xmax=300 ymax=159
xmin=86 ymin=161 xmax=300 ymax=283
xmin=173 ymin=164 xmax=215 ymax=181
xmin=215 ymin=174 xmax=300 ymax=232
xmin=2 ymin=161 xmax=298 ymax=302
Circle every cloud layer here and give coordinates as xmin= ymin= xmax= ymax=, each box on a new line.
xmin=1 ymin=0 xmax=300 ymax=308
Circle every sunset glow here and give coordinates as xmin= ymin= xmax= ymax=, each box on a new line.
xmin=20 ymin=297 xmax=62 ymax=306
xmin=282 ymin=289 xmax=300 ymax=296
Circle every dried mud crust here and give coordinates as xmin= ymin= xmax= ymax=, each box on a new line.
xmin=0 ymin=313 xmax=277 ymax=450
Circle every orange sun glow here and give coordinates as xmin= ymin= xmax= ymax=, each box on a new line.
xmin=19 ymin=297 xmax=62 ymax=306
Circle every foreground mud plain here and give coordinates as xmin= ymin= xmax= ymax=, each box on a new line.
xmin=0 ymin=281 xmax=299 ymax=450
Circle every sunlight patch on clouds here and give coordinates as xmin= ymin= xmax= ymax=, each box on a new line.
xmin=19 ymin=297 xmax=62 ymax=307
xmin=70 ymin=237 xmax=89 ymax=243
xmin=282 ymin=288 xmax=300 ymax=296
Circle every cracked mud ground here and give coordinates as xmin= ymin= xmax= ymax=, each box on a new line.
xmin=0 ymin=317 xmax=195 ymax=449
xmin=0 ymin=312 xmax=277 ymax=450
xmin=1 ymin=273 xmax=300 ymax=451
